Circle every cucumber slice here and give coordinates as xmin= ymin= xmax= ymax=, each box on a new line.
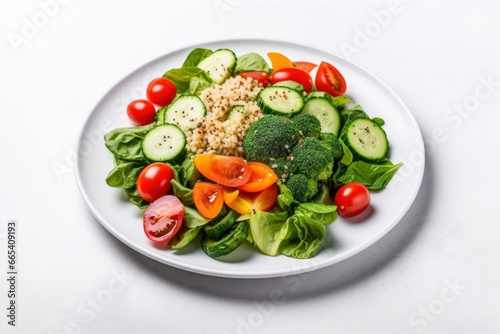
xmin=141 ymin=124 xmax=186 ymax=163
xmin=304 ymin=91 xmax=332 ymax=102
xmin=340 ymin=117 xmax=388 ymax=162
xmin=155 ymin=106 xmax=167 ymax=124
xmin=203 ymin=210 xmax=237 ymax=240
xmin=300 ymin=97 xmax=341 ymax=136
xmin=225 ymin=105 xmax=246 ymax=121
xmin=272 ymin=80 xmax=305 ymax=94
xmin=162 ymin=95 xmax=206 ymax=130
xmin=257 ymin=86 xmax=304 ymax=116
xmin=201 ymin=221 xmax=249 ymax=258
xmin=196 ymin=48 xmax=237 ymax=84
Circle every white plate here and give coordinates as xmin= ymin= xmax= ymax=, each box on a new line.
xmin=75 ymin=39 xmax=424 ymax=279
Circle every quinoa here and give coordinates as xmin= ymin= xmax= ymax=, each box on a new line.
xmin=186 ymin=76 xmax=264 ymax=156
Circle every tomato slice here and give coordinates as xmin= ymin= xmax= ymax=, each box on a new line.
xmin=193 ymin=154 xmax=252 ymax=187
xmin=334 ymin=183 xmax=370 ymax=217
xmin=193 ymin=182 xmax=225 ymax=219
xmin=136 ymin=162 xmax=174 ymax=203
xmin=223 ymin=187 xmax=239 ymax=205
xmin=294 ymin=61 xmax=317 ymax=73
xmin=267 ymin=52 xmax=294 ymax=71
xmin=226 ymin=184 xmax=278 ymax=215
xmin=315 ymin=61 xmax=347 ymax=96
xmin=270 ymin=67 xmax=313 ymax=93
xmin=236 ymin=162 xmax=278 ymax=193
xmin=143 ymin=195 xmax=184 ymax=243
xmin=238 ymin=72 xmax=270 ymax=87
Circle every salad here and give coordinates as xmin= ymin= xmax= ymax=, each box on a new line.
xmin=103 ymin=47 xmax=403 ymax=259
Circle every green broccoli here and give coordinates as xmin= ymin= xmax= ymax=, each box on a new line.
xmin=242 ymin=115 xmax=300 ymax=163
xmin=268 ymin=156 xmax=292 ymax=183
xmin=290 ymin=114 xmax=321 ymax=138
xmin=289 ymin=137 xmax=334 ymax=181
xmin=285 ymin=173 xmax=319 ymax=203
xmin=319 ymin=132 xmax=343 ymax=161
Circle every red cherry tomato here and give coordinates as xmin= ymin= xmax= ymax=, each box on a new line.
xmin=143 ymin=195 xmax=184 ymax=243
xmin=270 ymin=67 xmax=313 ymax=92
xmin=136 ymin=162 xmax=174 ymax=203
xmin=334 ymin=183 xmax=370 ymax=217
xmin=236 ymin=162 xmax=278 ymax=193
xmin=193 ymin=154 xmax=252 ymax=187
xmin=238 ymin=72 xmax=271 ymax=87
xmin=193 ymin=182 xmax=225 ymax=219
xmin=294 ymin=61 xmax=317 ymax=73
xmin=315 ymin=61 xmax=347 ymax=96
xmin=226 ymin=184 xmax=278 ymax=215
xmin=146 ymin=77 xmax=177 ymax=107
xmin=126 ymin=99 xmax=156 ymax=125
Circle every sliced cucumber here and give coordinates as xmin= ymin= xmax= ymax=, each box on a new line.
xmin=226 ymin=105 xmax=246 ymax=121
xmin=305 ymin=91 xmax=332 ymax=102
xmin=196 ymin=48 xmax=237 ymax=84
xmin=340 ymin=117 xmax=388 ymax=162
xmin=201 ymin=221 xmax=249 ymax=258
xmin=257 ymin=86 xmax=304 ymax=117
xmin=162 ymin=95 xmax=206 ymax=130
xmin=272 ymin=80 xmax=304 ymax=94
xmin=141 ymin=124 xmax=186 ymax=163
xmin=300 ymin=97 xmax=341 ymax=136
xmin=203 ymin=210 xmax=237 ymax=240
xmin=155 ymin=106 xmax=167 ymax=124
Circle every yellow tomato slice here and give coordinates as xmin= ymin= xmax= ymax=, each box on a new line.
xmin=267 ymin=52 xmax=294 ymax=71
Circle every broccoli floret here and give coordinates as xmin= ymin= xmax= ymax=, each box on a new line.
xmin=289 ymin=137 xmax=334 ymax=181
xmin=290 ymin=114 xmax=321 ymax=138
xmin=242 ymin=115 xmax=300 ymax=163
xmin=268 ymin=156 xmax=292 ymax=184
xmin=285 ymin=173 xmax=319 ymax=203
xmin=319 ymin=132 xmax=343 ymax=161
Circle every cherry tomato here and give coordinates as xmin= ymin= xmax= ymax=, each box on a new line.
xmin=136 ymin=162 xmax=174 ymax=203
xmin=193 ymin=154 xmax=252 ymax=187
xmin=294 ymin=61 xmax=317 ymax=73
xmin=146 ymin=77 xmax=177 ymax=107
xmin=315 ymin=61 xmax=347 ymax=96
xmin=193 ymin=182 xmax=225 ymax=219
xmin=236 ymin=162 xmax=278 ymax=193
xmin=126 ymin=99 xmax=156 ymax=125
xmin=270 ymin=67 xmax=313 ymax=93
xmin=267 ymin=52 xmax=294 ymax=71
xmin=334 ymin=183 xmax=370 ymax=217
xmin=226 ymin=184 xmax=278 ymax=215
xmin=143 ymin=195 xmax=184 ymax=243
xmin=238 ymin=72 xmax=271 ymax=87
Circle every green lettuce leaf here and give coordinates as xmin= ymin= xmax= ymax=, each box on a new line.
xmin=234 ymin=52 xmax=271 ymax=74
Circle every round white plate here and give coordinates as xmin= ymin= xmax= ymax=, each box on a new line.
xmin=75 ymin=39 xmax=424 ymax=279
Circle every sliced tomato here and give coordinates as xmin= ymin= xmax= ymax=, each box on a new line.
xmin=270 ymin=67 xmax=313 ymax=93
xmin=238 ymin=72 xmax=270 ymax=87
xmin=236 ymin=162 xmax=278 ymax=193
xmin=294 ymin=61 xmax=317 ymax=73
xmin=193 ymin=154 xmax=252 ymax=187
xmin=267 ymin=52 xmax=294 ymax=71
xmin=143 ymin=195 xmax=184 ymax=243
xmin=315 ymin=61 xmax=347 ymax=96
xmin=226 ymin=184 xmax=278 ymax=215
xmin=193 ymin=182 xmax=225 ymax=219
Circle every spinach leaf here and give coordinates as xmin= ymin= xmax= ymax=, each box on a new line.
xmin=234 ymin=52 xmax=271 ymax=74
xmin=340 ymin=103 xmax=368 ymax=126
xmin=163 ymin=66 xmax=212 ymax=93
xmin=278 ymin=211 xmax=326 ymax=259
xmin=171 ymin=226 xmax=202 ymax=250
xmin=183 ymin=206 xmax=211 ymax=228
xmin=105 ymin=160 xmax=145 ymax=189
xmin=104 ymin=124 xmax=153 ymax=162
xmin=171 ymin=179 xmax=194 ymax=208
xmin=333 ymin=160 xmax=403 ymax=190
xmin=188 ymin=75 xmax=213 ymax=95
xmin=124 ymin=187 xmax=148 ymax=209
xmin=182 ymin=48 xmax=213 ymax=67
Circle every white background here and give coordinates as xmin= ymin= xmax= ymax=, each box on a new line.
xmin=1 ymin=0 xmax=499 ymax=333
